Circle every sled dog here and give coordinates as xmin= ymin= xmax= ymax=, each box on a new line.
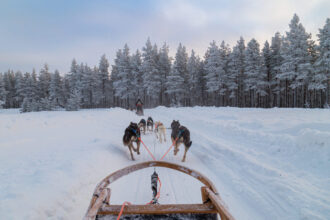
xmin=147 ymin=117 xmax=154 ymax=132
xmin=123 ymin=122 xmax=141 ymax=160
xmin=138 ymin=119 xmax=146 ymax=135
xmin=171 ymin=120 xmax=192 ymax=162
xmin=154 ymin=121 xmax=166 ymax=143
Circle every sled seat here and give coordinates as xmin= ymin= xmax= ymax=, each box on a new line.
xmin=97 ymin=203 xmax=218 ymax=219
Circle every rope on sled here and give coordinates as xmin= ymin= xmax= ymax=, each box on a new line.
xmin=116 ymin=201 xmax=131 ymax=220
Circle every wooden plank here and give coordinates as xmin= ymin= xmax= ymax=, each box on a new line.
xmin=98 ymin=204 xmax=218 ymax=215
xmin=205 ymin=188 xmax=235 ymax=220
xmin=84 ymin=188 xmax=109 ymax=220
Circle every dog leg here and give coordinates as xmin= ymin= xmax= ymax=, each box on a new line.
xmin=136 ymin=141 xmax=141 ymax=155
xmin=128 ymin=144 xmax=135 ymax=160
xmin=182 ymin=146 xmax=189 ymax=162
xmin=174 ymin=142 xmax=180 ymax=155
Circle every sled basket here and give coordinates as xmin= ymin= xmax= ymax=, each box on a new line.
xmin=83 ymin=161 xmax=234 ymax=220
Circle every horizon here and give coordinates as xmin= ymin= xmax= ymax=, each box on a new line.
xmin=1 ymin=0 xmax=329 ymax=74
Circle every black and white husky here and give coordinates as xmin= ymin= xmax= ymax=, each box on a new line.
xmin=138 ymin=119 xmax=146 ymax=135
xmin=147 ymin=117 xmax=154 ymax=132
xmin=123 ymin=122 xmax=141 ymax=160
xmin=171 ymin=120 xmax=192 ymax=162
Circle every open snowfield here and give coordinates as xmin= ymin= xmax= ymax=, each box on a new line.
xmin=0 ymin=107 xmax=329 ymax=220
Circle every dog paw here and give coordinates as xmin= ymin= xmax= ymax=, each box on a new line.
xmin=137 ymin=151 xmax=140 ymax=155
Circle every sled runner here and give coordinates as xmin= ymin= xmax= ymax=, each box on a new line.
xmin=84 ymin=161 xmax=234 ymax=220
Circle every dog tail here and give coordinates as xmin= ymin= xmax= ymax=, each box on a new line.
xmin=186 ymin=141 xmax=192 ymax=148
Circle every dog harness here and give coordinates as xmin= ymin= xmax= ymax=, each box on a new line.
xmin=130 ymin=128 xmax=140 ymax=138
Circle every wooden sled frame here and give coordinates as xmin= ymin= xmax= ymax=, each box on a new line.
xmin=84 ymin=161 xmax=235 ymax=220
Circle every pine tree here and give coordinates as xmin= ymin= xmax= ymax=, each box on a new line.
xmin=38 ymin=64 xmax=51 ymax=99
xmin=91 ymin=66 xmax=102 ymax=107
xmin=0 ymin=73 xmax=7 ymax=108
xmin=113 ymin=44 xmax=132 ymax=108
xmin=49 ymin=70 xmax=63 ymax=108
xmin=110 ymin=49 xmax=122 ymax=107
xmin=66 ymin=87 xmax=81 ymax=111
xmin=204 ymin=41 xmax=221 ymax=105
xmin=279 ymin=14 xmax=313 ymax=107
xmin=244 ymin=39 xmax=264 ymax=107
xmin=227 ymin=37 xmax=245 ymax=106
xmin=158 ymin=43 xmax=172 ymax=105
xmin=14 ymin=71 xmax=24 ymax=107
xmin=98 ymin=54 xmax=110 ymax=107
xmin=270 ymin=32 xmax=283 ymax=107
xmin=218 ymin=41 xmax=231 ymax=106
xmin=166 ymin=43 xmax=187 ymax=106
xmin=130 ymin=50 xmax=143 ymax=103
xmin=80 ymin=64 xmax=94 ymax=108
xmin=311 ymin=18 xmax=330 ymax=107
xmin=141 ymin=38 xmax=161 ymax=107
xmin=187 ymin=50 xmax=200 ymax=106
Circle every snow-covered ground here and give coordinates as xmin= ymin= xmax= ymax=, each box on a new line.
xmin=0 ymin=107 xmax=329 ymax=220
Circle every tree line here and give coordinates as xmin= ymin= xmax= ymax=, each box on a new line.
xmin=0 ymin=14 xmax=329 ymax=112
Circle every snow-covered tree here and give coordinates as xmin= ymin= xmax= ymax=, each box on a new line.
xmin=269 ymin=32 xmax=283 ymax=107
xmin=244 ymin=38 xmax=266 ymax=107
xmin=141 ymin=38 xmax=161 ymax=106
xmin=113 ymin=44 xmax=132 ymax=108
xmin=227 ymin=37 xmax=245 ymax=106
xmin=130 ymin=50 xmax=143 ymax=103
xmin=279 ymin=14 xmax=313 ymax=107
xmin=0 ymin=73 xmax=7 ymax=108
xmin=49 ymin=70 xmax=63 ymax=108
xmin=310 ymin=18 xmax=330 ymax=107
xmin=38 ymin=64 xmax=51 ymax=99
xmin=158 ymin=43 xmax=172 ymax=105
xmin=65 ymin=87 xmax=81 ymax=111
xmin=166 ymin=43 xmax=187 ymax=106
xmin=204 ymin=41 xmax=221 ymax=105
xmin=187 ymin=50 xmax=201 ymax=106
xmin=98 ymin=54 xmax=110 ymax=107
xmin=218 ymin=41 xmax=231 ymax=106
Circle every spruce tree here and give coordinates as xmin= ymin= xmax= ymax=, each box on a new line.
xmin=311 ymin=18 xmax=330 ymax=107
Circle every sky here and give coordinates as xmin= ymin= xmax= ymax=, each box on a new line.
xmin=0 ymin=0 xmax=329 ymax=74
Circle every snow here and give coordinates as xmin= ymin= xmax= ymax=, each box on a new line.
xmin=0 ymin=107 xmax=329 ymax=220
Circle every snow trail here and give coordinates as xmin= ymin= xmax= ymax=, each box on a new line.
xmin=0 ymin=107 xmax=329 ymax=220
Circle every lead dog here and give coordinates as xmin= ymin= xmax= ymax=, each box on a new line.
xmin=171 ymin=120 xmax=192 ymax=162
xmin=154 ymin=121 xmax=166 ymax=143
xmin=123 ymin=122 xmax=141 ymax=160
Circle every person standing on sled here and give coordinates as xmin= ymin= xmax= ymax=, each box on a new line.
xmin=136 ymin=98 xmax=144 ymax=116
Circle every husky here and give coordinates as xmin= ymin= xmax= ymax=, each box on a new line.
xmin=123 ymin=122 xmax=141 ymax=160
xmin=147 ymin=117 xmax=154 ymax=132
xmin=138 ymin=119 xmax=146 ymax=135
xmin=171 ymin=120 xmax=192 ymax=162
xmin=154 ymin=121 xmax=166 ymax=143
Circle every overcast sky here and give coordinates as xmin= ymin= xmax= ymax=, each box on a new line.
xmin=0 ymin=0 xmax=329 ymax=74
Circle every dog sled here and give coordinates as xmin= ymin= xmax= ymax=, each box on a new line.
xmin=84 ymin=161 xmax=234 ymax=220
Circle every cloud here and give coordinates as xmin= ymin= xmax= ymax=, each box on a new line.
xmin=0 ymin=0 xmax=329 ymax=73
